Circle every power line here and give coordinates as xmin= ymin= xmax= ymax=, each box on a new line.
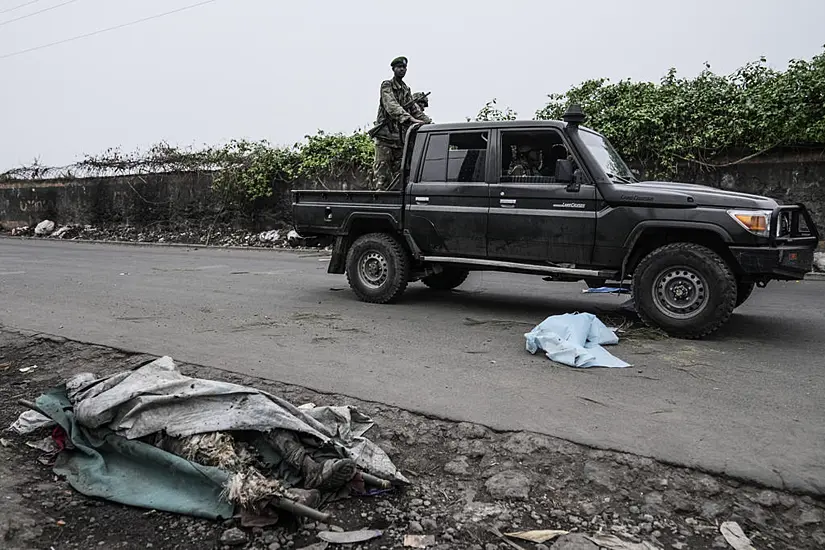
xmin=0 ymin=0 xmax=79 ymax=27
xmin=0 ymin=0 xmax=218 ymax=60
xmin=0 ymin=0 xmax=44 ymax=15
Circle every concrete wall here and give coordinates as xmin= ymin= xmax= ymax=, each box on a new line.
xmin=674 ymin=147 xmax=825 ymax=232
xmin=0 ymin=171 xmax=294 ymax=231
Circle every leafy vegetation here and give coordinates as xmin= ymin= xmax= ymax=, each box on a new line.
xmin=535 ymin=49 xmax=825 ymax=177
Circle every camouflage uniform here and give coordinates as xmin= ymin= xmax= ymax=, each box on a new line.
xmin=508 ymin=157 xmax=542 ymax=177
xmin=372 ymin=78 xmax=431 ymax=190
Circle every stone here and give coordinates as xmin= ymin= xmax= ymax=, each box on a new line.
xmin=421 ymin=518 xmax=438 ymax=531
xmin=455 ymin=422 xmax=490 ymax=439
xmin=485 ymin=471 xmax=531 ymax=500
xmin=444 ymin=457 xmax=471 ymax=476
xmin=579 ymin=502 xmax=598 ymax=517
xmin=408 ymin=521 xmax=423 ymax=534
xmin=642 ymin=492 xmax=665 ymax=514
xmin=268 ymin=544 xmax=281 ymax=550
xmin=811 ymin=530 xmax=825 ymax=546
xmin=220 ymin=527 xmax=247 ymax=546
xmin=549 ymin=533 xmax=599 ymax=549
xmin=700 ymin=501 xmax=727 ymax=520
xmin=692 ymin=475 xmax=721 ymax=496
xmin=796 ymin=507 xmax=824 ymax=526
xmin=503 ymin=432 xmax=553 ymax=454
xmin=35 ymin=220 xmax=55 ymax=236
xmin=779 ymin=494 xmax=797 ymax=508
xmin=754 ymin=490 xmax=779 ymax=507
xmin=582 ymin=461 xmax=617 ymax=492
xmin=455 ymin=439 xmax=488 ymax=458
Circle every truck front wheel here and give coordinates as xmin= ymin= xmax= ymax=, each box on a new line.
xmin=345 ymin=233 xmax=410 ymax=304
xmin=632 ymin=243 xmax=737 ymax=339
xmin=422 ymin=267 xmax=469 ymax=290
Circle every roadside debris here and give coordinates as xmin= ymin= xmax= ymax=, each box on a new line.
xmin=9 ymin=408 xmax=55 ymax=434
xmin=720 ymin=521 xmax=756 ymax=550
xmin=814 ymin=251 xmax=825 ymax=272
xmin=505 ymin=529 xmax=568 ymax=543
xmin=403 ymin=534 xmax=436 ymax=547
xmin=524 ymin=312 xmax=630 ymax=368
xmin=34 ymin=220 xmax=55 ymax=236
xmin=11 ymin=355 xmax=406 ymax=526
xmin=585 ymin=533 xmax=662 ymax=549
xmin=317 ymin=529 xmax=383 ymax=544
xmin=1 ymin=222 xmax=332 ymax=249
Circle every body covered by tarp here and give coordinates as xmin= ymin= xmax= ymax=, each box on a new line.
xmin=64 ymin=356 xmax=407 ymax=484
xmin=525 ymin=313 xmax=630 ymax=368
xmin=13 ymin=356 xmax=409 ymax=519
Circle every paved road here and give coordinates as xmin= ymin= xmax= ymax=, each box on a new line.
xmin=1 ymin=238 xmax=824 ymax=494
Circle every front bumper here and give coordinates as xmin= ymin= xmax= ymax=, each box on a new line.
xmin=729 ymin=245 xmax=815 ymax=280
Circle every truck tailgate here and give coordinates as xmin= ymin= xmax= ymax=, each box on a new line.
xmin=292 ymin=190 xmax=404 ymax=236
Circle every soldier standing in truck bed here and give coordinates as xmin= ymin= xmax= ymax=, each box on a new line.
xmin=371 ymin=56 xmax=431 ymax=191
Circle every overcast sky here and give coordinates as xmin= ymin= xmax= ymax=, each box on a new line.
xmin=1 ymin=0 xmax=824 ymax=169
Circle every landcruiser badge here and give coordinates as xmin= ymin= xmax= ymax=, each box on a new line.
xmin=553 ymin=202 xmax=586 ymax=209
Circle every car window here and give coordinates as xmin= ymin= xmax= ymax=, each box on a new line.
xmin=420 ymin=132 xmax=487 ymax=183
xmin=500 ymin=129 xmax=571 ymax=184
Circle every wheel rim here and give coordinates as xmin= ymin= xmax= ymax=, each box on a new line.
xmin=652 ymin=266 xmax=709 ymax=319
xmin=358 ymin=250 xmax=388 ymax=289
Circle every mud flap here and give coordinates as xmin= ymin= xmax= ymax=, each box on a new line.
xmin=328 ymin=236 xmax=348 ymax=274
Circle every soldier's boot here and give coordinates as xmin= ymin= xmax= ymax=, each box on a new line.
xmin=269 ymin=430 xmax=357 ymax=491
xmin=301 ymin=455 xmax=357 ymax=491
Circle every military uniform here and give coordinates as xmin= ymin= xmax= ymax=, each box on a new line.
xmin=372 ymin=57 xmax=431 ymax=191
xmin=508 ymin=158 xmax=542 ymax=177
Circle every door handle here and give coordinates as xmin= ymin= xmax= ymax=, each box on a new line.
xmin=500 ymin=199 xmax=516 ymax=208
xmin=415 ymin=196 xmax=429 ymax=204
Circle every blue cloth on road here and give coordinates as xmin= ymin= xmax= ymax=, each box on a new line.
xmin=525 ymin=312 xmax=630 ymax=368
xmin=581 ymin=286 xmax=631 ymax=294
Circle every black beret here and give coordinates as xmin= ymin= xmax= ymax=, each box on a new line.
xmin=390 ymin=56 xmax=408 ymax=67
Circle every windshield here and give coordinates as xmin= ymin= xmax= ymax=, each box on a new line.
xmin=578 ymin=129 xmax=636 ymax=182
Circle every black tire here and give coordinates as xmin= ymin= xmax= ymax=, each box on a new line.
xmin=345 ymin=233 xmax=410 ymax=304
xmin=631 ymin=243 xmax=737 ymax=339
xmin=735 ymin=281 xmax=755 ymax=308
xmin=422 ymin=267 xmax=470 ymax=290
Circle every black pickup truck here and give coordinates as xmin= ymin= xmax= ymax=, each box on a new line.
xmin=292 ymin=106 xmax=819 ymax=338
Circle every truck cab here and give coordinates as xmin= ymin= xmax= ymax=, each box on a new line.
xmin=292 ymin=106 xmax=819 ymax=338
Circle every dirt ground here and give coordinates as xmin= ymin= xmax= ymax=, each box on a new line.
xmin=1 ymin=328 xmax=824 ymax=550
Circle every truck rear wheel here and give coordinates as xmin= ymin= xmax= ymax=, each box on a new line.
xmin=422 ymin=267 xmax=469 ymax=290
xmin=345 ymin=233 xmax=410 ymax=304
xmin=632 ymin=243 xmax=737 ymax=339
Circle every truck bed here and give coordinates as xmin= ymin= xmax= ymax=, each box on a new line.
xmin=292 ymin=190 xmax=403 ymax=236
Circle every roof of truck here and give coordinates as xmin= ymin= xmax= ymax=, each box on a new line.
xmin=417 ymin=119 xmax=568 ymax=133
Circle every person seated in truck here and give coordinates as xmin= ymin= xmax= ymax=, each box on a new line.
xmin=507 ymin=144 xmax=542 ymax=176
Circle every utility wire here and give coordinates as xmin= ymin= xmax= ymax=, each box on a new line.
xmin=0 ymin=0 xmax=218 ymax=60
xmin=0 ymin=0 xmax=43 ymax=15
xmin=0 ymin=0 xmax=79 ymax=27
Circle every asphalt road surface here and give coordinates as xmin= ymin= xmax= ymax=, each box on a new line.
xmin=1 ymin=239 xmax=823 ymax=495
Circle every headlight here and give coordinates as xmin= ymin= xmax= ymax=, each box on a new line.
xmin=727 ymin=209 xmax=772 ymax=237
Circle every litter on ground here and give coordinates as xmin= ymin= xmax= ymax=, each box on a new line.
xmin=525 ymin=312 xmax=631 ymax=368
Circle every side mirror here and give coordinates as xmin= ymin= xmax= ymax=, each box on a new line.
xmin=555 ymin=159 xmax=573 ymax=183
